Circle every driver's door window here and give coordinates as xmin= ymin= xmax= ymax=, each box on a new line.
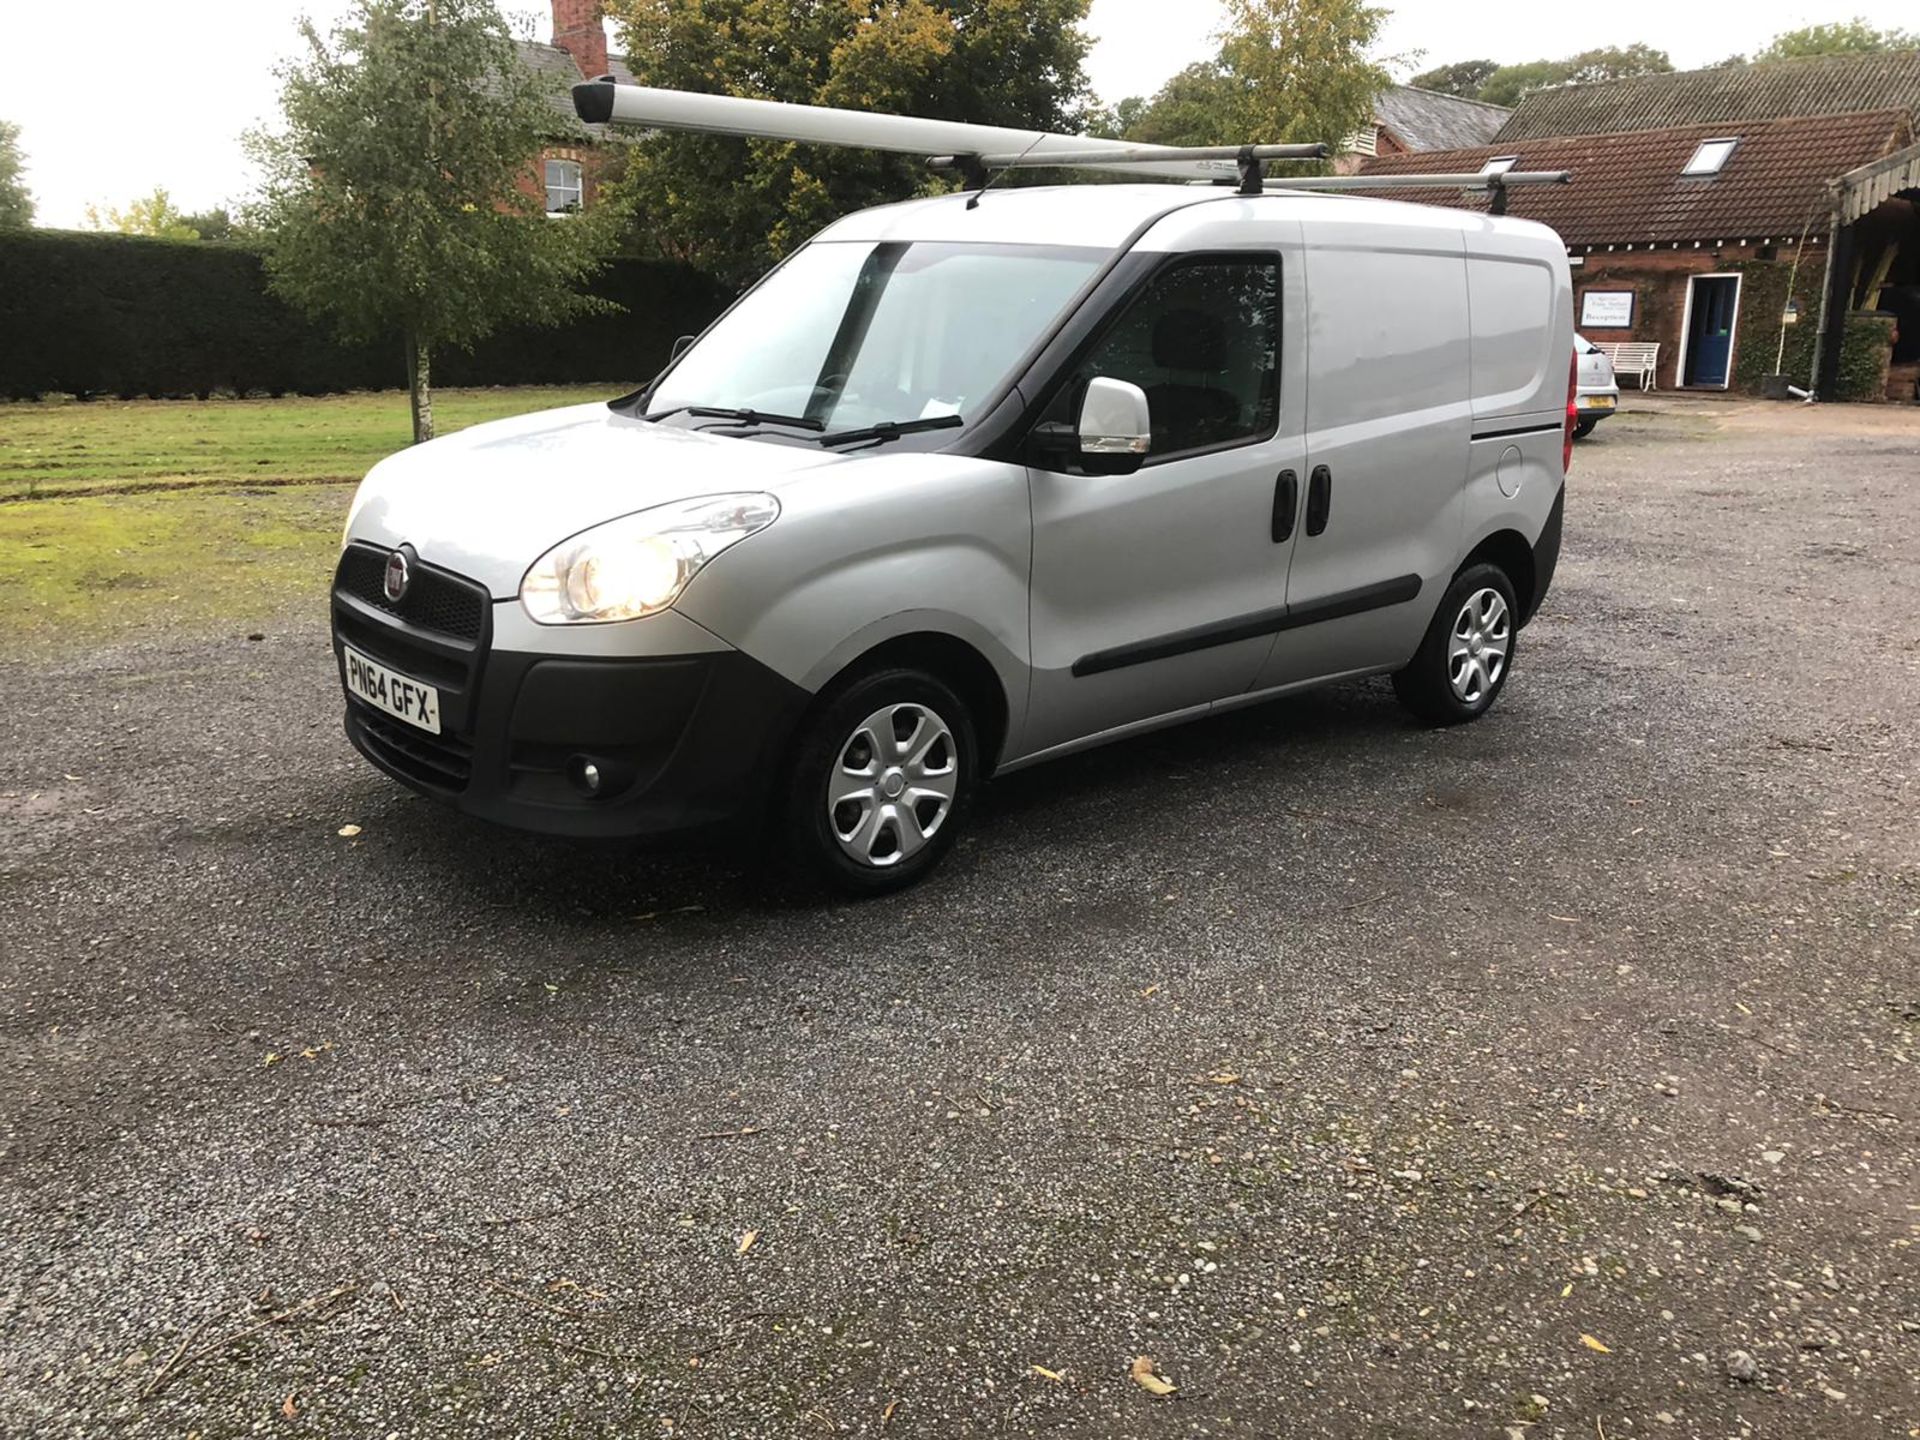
xmin=1073 ymin=257 xmax=1280 ymax=459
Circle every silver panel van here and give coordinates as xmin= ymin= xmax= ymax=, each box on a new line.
xmin=334 ymin=176 xmax=1574 ymax=892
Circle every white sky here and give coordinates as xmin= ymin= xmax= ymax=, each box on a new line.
xmin=2 ymin=0 xmax=1911 ymax=227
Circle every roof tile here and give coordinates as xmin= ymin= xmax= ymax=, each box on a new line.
xmin=1498 ymin=51 xmax=1920 ymax=142
xmin=1358 ymin=111 xmax=1912 ymax=247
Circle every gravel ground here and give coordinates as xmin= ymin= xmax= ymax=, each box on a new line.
xmin=2 ymin=397 xmax=1917 ymax=1438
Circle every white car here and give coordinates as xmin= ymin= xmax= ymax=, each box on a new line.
xmin=1574 ymin=333 xmax=1619 ymax=437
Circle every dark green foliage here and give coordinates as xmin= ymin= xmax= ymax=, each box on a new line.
xmin=1476 ymin=45 xmax=1674 ymax=107
xmin=608 ymin=0 xmax=1096 ymax=284
xmin=1730 ymin=258 xmax=1895 ymax=401
xmin=1407 ymin=60 xmax=1499 ymax=98
xmin=0 ymin=229 xmax=725 ymax=401
xmin=1755 ymin=20 xmax=1919 ymax=61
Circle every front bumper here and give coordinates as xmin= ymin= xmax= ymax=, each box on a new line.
xmin=331 ymin=549 xmax=810 ymax=840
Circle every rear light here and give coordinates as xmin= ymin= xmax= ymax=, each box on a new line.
xmin=1563 ymin=349 xmax=1578 ymax=472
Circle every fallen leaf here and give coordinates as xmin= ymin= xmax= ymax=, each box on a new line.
xmin=336 ymin=824 xmax=361 ymax=838
xmin=1140 ymin=984 xmax=1160 ymax=998
xmin=262 ymin=1052 xmax=282 ymax=1068
xmin=1031 ymin=1364 xmax=1064 ymax=1383
xmin=1209 ymin=1073 xmax=1240 ymax=1085
xmin=881 ymin=1399 xmax=900 ymax=1426
xmin=737 ymin=1229 xmax=759 ymax=1255
xmin=1129 ymin=1355 xmax=1175 ymax=1396
xmin=1579 ymin=1333 xmax=1613 ymax=1354
xmin=1560 ymin=1283 xmax=1573 ymax=1298
xmin=281 ymin=1392 xmax=299 ymax=1418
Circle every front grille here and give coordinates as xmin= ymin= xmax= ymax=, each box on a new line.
xmin=353 ymin=706 xmax=474 ymax=791
xmin=335 ymin=543 xmax=488 ymax=642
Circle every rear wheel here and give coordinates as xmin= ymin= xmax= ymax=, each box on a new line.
xmin=782 ymin=667 xmax=977 ymax=895
xmin=1574 ymin=417 xmax=1597 ymax=439
xmin=1392 ymin=563 xmax=1517 ymax=726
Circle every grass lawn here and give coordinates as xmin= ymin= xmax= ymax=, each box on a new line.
xmin=0 ymin=386 xmax=627 ymax=650
xmin=0 ymin=385 xmax=631 ymax=500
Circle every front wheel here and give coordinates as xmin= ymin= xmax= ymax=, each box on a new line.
xmin=1392 ymin=564 xmax=1517 ymax=726
xmin=782 ymin=668 xmax=977 ymax=895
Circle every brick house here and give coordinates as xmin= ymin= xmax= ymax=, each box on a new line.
xmin=1359 ymin=54 xmax=1920 ymax=402
xmin=514 ymin=0 xmax=634 ymax=214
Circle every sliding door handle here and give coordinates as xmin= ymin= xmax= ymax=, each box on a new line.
xmin=1271 ymin=469 xmax=1298 ymax=543
xmin=1306 ymin=465 xmax=1332 ymax=536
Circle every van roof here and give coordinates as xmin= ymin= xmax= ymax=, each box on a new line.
xmin=814 ymin=183 xmax=1559 ymax=251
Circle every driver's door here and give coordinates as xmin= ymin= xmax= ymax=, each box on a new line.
xmin=1019 ymin=240 xmax=1308 ymax=760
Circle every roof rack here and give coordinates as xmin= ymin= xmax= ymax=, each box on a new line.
xmin=572 ymin=80 xmax=1570 ymax=209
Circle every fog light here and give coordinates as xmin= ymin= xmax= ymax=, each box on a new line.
xmin=568 ymin=755 xmax=602 ymax=796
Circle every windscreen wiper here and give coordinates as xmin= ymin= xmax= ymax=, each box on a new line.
xmin=818 ymin=414 xmax=965 ymax=448
xmin=644 ymin=405 xmax=824 ymax=431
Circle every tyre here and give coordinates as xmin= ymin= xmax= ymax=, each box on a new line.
xmin=1392 ymin=563 xmax=1518 ymax=726
xmin=1573 ymin=418 xmax=1597 ymax=439
xmin=782 ymin=667 xmax=977 ymax=895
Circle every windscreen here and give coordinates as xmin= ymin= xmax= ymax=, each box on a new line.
xmin=647 ymin=241 xmax=1106 ymax=432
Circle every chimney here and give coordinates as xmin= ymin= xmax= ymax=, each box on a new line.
xmin=551 ymin=0 xmax=608 ymax=81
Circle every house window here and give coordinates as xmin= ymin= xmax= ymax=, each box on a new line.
xmin=1479 ymin=156 xmax=1518 ymax=176
xmin=545 ymin=159 xmax=584 ymax=214
xmin=1683 ymin=139 xmax=1739 ymax=177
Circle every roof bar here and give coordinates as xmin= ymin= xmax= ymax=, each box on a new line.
xmin=573 ymin=80 xmax=1326 ymax=184
xmin=1261 ymin=171 xmax=1572 ymax=191
xmin=1263 ymin=170 xmax=1571 ymax=214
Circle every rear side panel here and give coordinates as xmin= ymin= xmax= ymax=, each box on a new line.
xmin=1461 ymin=218 xmax=1575 ymax=616
xmin=1256 ymin=208 xmax=1471 ymax=688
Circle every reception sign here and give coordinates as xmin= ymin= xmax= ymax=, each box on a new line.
xmin=1580 ymin=290 xmax=1636 ymax=329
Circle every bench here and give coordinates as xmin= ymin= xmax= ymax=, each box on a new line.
xmin=1594 ymin=341 xmax=1660 ymax=391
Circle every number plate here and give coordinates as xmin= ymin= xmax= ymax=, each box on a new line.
xmin=1581 ymin=394 xmax=1617 ymax=411
xmin=342 ymin=645 xmax=441 ymax=734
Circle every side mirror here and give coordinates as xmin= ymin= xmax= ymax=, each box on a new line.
xmin=1077 ymin=377 xmax=1151 ymax=474
xmin=670 ymin=333 xmax=697 ymax=360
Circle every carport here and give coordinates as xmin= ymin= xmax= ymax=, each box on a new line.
xmin=1814 ymin=139 xmax=1920 ymax=401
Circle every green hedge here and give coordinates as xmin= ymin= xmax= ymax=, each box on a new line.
xmin=0 ymin=229 xmax=729 ymax=400
xmin=1730 ymin=258 xmax=1894 ymax=402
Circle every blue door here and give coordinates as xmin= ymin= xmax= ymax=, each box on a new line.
xmin=1683 ymin=275 xmax=1739 ymax=387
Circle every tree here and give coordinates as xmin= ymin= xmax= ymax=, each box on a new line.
xmin=178 ymin=206 xmax=239 ymax=242
xmin=1755 ymin=19 xmax=1919 ymax=61
xmin=1408 ymin=59 xmax=1498 ymax=98
xmin=1122 ymin=62 xmax=1238 ymax=146
xmin=1560 ymin=44 xmax=1675 ymax=85
xmin=1117 ymin=0 xmax=1389 ymax=155
xmin=604 ymin=0 xmax=1096 ymax=284
xmin=1477 ymin=44 xmax=1672 ymax=107
xmin=1215 ymin=0 xmax=1392 ymax=154
xmin=249 ymin=0 xmax=622 ymax=442
xmin=85 ymin=187 xmax=204 ymax=240
xmin=0 ymin=121 xmax=37 ymax=229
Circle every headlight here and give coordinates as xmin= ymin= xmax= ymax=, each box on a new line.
xmin=520 ymin=493 xmax=779 ymax=624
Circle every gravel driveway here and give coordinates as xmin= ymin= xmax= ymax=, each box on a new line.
xmin=2 ymin=397 xmax=1917 ymax=1438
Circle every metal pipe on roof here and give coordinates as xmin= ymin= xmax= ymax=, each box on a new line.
xmin=571 ymin=80 xmax=1305 ymax=183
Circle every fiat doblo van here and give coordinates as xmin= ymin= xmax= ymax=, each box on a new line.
xmin=334 ymin=174 xmax=1572 ymax=892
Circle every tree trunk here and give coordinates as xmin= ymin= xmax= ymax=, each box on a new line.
xmin=406 ymin=330 xmax=435 ymax=444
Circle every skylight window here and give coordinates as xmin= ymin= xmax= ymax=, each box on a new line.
xmin=1480 ymin=156 xmax=1518 ymax=175
xmin=1683 ymin=138 xmax=1739 ymax=176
